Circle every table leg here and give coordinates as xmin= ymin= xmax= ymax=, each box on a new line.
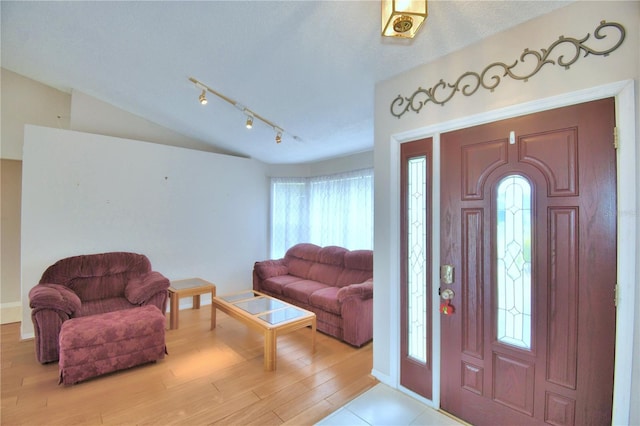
xmin=170 ymin=291 xmax=179 ymax=330
xmin=311 ymin=317 xmax=316 ymax=353
xmin=210 ymin=288 xmax=216 ymax=330
xmin=193 ymin=295 xmax=201 ymax=309
xmin=264 ymin=329 xmax=277 ymax=371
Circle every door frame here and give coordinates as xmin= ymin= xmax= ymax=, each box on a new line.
xmin=386 ymin=79 xmax=636 ymax=424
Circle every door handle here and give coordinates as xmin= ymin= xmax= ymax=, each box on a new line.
xmin=440 ymin=288 xmax=455 ymax=300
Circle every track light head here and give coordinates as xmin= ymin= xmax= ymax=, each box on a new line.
xmin=245 ymin=115 xmax=254 ymax=129
xmin=199 ymin=90 xmax=208 ymax=105
xmin=275 ymin=130 xmax=283 ymax=144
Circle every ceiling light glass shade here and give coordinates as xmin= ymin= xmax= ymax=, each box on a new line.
xmin=381 ymin=0 xmax=428 ymax=39
xmin=245 ymin=115 xmax=253 ymax=129
xmin=275 ymin=131 xmax=282 ymax=144
xmin=199 ymin=90 xmax=208 ymax=105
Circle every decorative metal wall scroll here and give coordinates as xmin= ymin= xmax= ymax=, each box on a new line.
xmin=390 ymin=20 xmax=626 ymax=119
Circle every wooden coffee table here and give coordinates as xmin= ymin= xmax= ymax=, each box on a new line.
xmin=168 ymin=278 xmax=216 ymax=330
xmin=211 ymin=290 xmax=316 ymax=371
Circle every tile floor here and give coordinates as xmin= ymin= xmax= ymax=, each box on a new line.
xmin=316 ymin=383 xmax=464 ymax=426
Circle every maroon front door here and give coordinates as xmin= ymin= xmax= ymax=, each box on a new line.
xmin=440 ymin=99 xmax=617 ymax=425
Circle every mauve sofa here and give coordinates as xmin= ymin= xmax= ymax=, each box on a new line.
xmin=29 ymin=252 xmax=170 ymax=364
xmin=253 ymin=243 xmax=373 ymax=347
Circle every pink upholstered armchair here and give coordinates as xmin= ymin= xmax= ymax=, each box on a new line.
xmin=28 ymin=252 xmax=170 ymax=364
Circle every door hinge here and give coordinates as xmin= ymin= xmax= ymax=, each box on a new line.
xmin=613 ymin=127 xmax=619 ymax=149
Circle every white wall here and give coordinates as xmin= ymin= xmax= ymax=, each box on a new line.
xmin=265 ymin=150 xmax=373 ymax=177
xmin=373 ymin=1 xmax=639 ymax=424
xmin=0 ymin=69 xmax=71 ymax=161
xmin=21 ymin=125 xmax=269 ymax=338
xmin=70 ymin=90 xmax=237 ymax=156
xmin=1 ymin=69 xmax=72 ymax=323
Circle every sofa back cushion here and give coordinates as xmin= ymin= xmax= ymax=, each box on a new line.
xmin=282 ymin=244 xmax=373 ymax=287
xmin=40 ymin=252 xmax=151 ymax=302
xmin=307 ymin=246 xmax=347 ymax=285
xmin=336 ymin=250 xmax=373 ymax=287
xmin=285 ymin=243 xmax=320 ymax=279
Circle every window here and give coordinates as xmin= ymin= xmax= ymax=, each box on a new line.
xmin=270 ymin=169 xmax=373 ymax=258
xmin=496 ymin=174 xmax=532 ymax=349
xmin=399 ymin=137 xmax=432 ymax=399
xmin=406 ymin=156 xmax=428 ymax=362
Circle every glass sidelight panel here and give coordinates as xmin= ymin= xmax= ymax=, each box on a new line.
xmin=496 ymin=175 xmax=532 ymax=349
xmin=407 ymin=156 xmax=427 ymax=362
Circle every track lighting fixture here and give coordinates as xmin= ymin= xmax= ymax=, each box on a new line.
xmin=199 ymin=90 xmax=208 ymax=105
xmin=189 ymin=77 xmax=299 ymax=144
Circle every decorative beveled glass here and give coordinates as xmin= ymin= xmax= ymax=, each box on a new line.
xmin=496 ymin=175 xmax=532 ymax=349
xmin=406 ymin=156 xmax=427 ymax=362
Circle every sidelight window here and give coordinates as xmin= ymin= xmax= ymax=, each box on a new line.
xmin=406 ymin=156 xmax=428 ymax=362
xmin=496 ymin=175 xmax=532 ymax=349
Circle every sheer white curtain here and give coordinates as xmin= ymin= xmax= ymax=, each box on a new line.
xmin=270 ymin=169 xmax=373 ymax=258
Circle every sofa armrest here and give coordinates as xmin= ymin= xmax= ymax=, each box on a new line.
xmin=29 ymin=284 xmax=81 ymax=315
xmin=337 ymin=279 xmax=373 ymax=303
xmin=125 ymin=271 xmax=170 ymax=305
xmin=253 ymin=259 xmax=288 ymax=280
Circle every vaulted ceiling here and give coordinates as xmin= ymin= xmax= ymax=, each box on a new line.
xmin=1 ymin=1 xmax=572 ymax=164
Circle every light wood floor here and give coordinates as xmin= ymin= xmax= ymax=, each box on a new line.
xmin=1 ymin=307 xmax=377 ymax=425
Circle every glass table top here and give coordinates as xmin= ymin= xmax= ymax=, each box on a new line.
xmin=221 ymin=291 xmax=256 ymax=303
xmin=234 ymin=297 xmax=287 ymax=315
xmin=258 ymin=307 xmax=307 ymax=325
xmin=219 ymin=291 xmax=310 ymax=325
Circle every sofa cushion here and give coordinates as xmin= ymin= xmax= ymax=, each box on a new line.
xmin=309 ymin=287 xmax=341 ymax=315
xmin=284 ymin=243 xmax=321 ymax=279
xmin=336 ymin=250 xmax=374 ymax=286
xmin=40 ymin=252 xmax=151 ymax=283
xmin=286 ymin=243 xmax=321 ymax=261
xmin=344 ymin=250 xmax=373 ymax=270
xmin=76 ymin=297 xmax=136 ymax=317
xmin=317 ymin=246 xmax=347 ymax=266
xmin=40 ymin=252 xmax=152 ymax=302
xmin=283 ymin=280 xmax=330 ymax=304
xmin=308 ymin=263 xmax=343 ymax=286
xmin=285 ymin=258 xmax=315 ymax=280
xmin=261 ymin=275 xmax=303 ymax=295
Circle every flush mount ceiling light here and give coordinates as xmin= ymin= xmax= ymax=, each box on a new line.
xmin=189 ymin=77 xmax=301 ymax=144
xmin=381 ymin=0 xmax=428 ymax=39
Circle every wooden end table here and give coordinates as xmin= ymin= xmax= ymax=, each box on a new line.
xmin=168 ymin=278 xmax=216 ymax=330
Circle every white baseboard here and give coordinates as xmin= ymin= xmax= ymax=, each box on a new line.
xmin=371 ymin=368 xmax=394 ymax=388
xmin=0 ymin=302 xmax=22 ymax=324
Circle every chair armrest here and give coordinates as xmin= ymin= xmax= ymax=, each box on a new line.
xmin=253 ymin=259 xmax=288 ymax=280
xmin=29 ymin=284 xmax=81 ymax=315
xmin=337 ymin=279 xmax=373 ymax=303
xmin=125 ymin=271 xmax=170 ymax=305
